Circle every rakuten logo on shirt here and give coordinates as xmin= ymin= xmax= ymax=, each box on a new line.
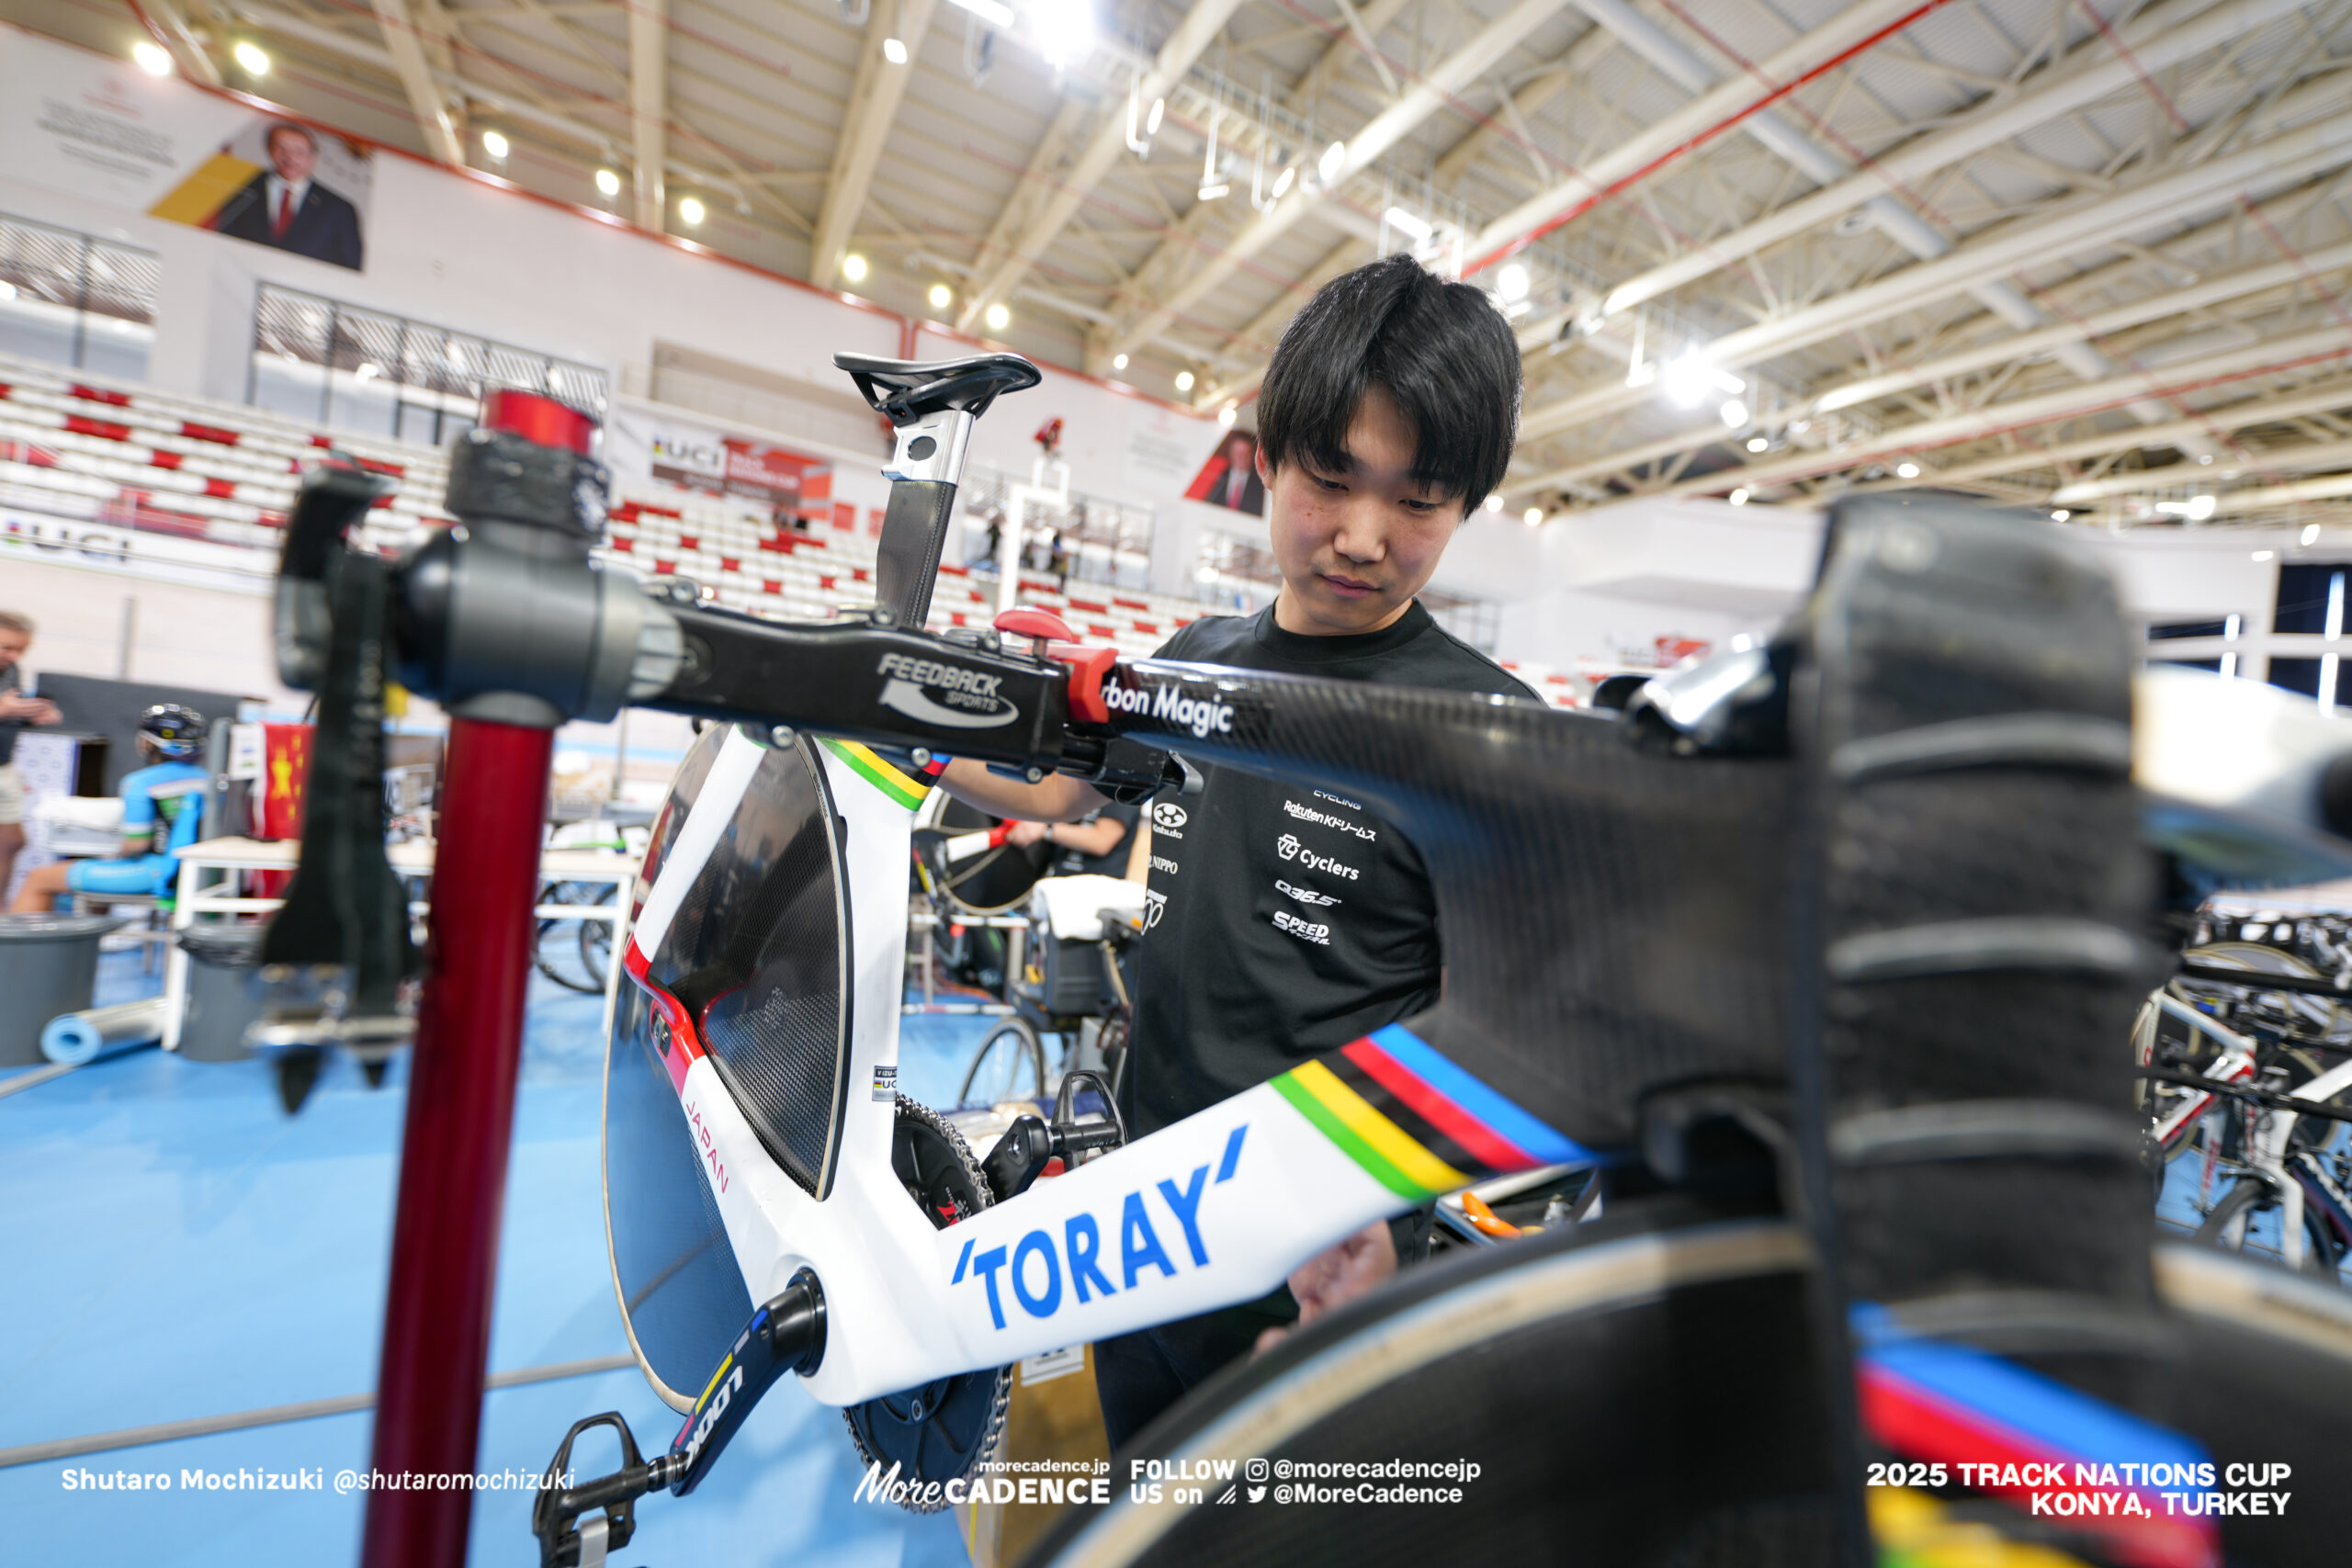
xmin=1282 ymin=799 xmax=1375 ymax=840
xmin=1274 ymin=834 xmax=1359 ymax=880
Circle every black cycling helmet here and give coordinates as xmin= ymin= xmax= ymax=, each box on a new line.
xmin=138 ymin=703 xmax=206 ymax=760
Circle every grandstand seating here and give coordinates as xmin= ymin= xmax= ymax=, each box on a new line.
xmin=0 ymin=352 xmax=1577 ymax=702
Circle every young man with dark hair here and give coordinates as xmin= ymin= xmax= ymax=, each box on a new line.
xmin=942 ymin=253 xmax=1533 ymax=1444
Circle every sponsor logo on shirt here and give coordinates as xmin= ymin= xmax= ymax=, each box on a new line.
xmin=1282 ymin=799 xmax=1375 ymax=840
xmin=1314 ymin=791 xmax=1364 ymax=812
xmin=1271 ymin=909 xmax=1331 ymax=946
xmin=1104 ymin=679 xmax=1237 ymax=739
xmin=1152 ymin=802 xmax=1188 ymax=830
xmin=1141 ymin=888 xmax=1167 ymax=931
xmin=874 ymin=652 xmax=1016 ymax=728
xmin=1150 ymin=855 xmax=1179 ymax=876
xmin=1274 ymin=834 xmax=1359 ymax=880
xmin=1275 ymin=878 xmax=1340 ymax=908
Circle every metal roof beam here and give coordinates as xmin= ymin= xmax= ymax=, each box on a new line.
xmin=372 ymin=0 xmax=468 ymax=165
xmin=812 ymin=0 xmax=940 ymax=289
xmin=1461 ymin=0 xmax=1942 ymax=273
xmin=1587 ymin=0 xmax=2314 ymax=321
xmin=955 ymin=0 xmax=1250 ymax=333
xmin=1095 ymin=0 xmax=1573 ymax=371
xmin=629 ymin=0 xmax=667 ymax=229
xmin=1516 ymin=94 xmax=2352 ymax=447
xmin=1596 ymin=322 xmax=2352 ymax=509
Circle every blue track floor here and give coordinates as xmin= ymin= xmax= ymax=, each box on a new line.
xmin=0 ymin=949 xmax=1001 ymax=1566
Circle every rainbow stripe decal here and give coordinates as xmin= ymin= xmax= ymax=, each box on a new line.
xmin=1854 ymin=1304 xmax=2220 ymax=1568
xmin=1271 ymin=1023 xmax=1594 ymax=1201
xmin=820 ymin=738 xmax=930 ymax=811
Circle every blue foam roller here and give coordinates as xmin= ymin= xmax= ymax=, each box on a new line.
xmin=40 ymin=998 xmax=167 ymax=1066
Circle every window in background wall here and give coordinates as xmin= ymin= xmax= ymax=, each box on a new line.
xmin=2274 ymin=564 xmax=2348 ymax=707
xmin=247 ymin=283 xmax=607 ymax=446
xmin=0 ymin=212 xmax=158 ymax=380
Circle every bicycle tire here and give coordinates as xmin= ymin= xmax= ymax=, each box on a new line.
xmin=958 ymin=1017 xmax=1045 ymax=1107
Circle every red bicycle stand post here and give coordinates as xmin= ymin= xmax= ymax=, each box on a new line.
xmin=361 ymin=388 xmax=594 ymax=1568
xmin=360 ymin=717 xmax=554 ymax=1568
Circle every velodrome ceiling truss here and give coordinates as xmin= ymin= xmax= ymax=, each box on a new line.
xmin=36 ymin=0 xmax=2352 ymax=529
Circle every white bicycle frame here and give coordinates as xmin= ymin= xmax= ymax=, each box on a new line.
xmin=619 ymin=723 xmax=1586 ymax=1408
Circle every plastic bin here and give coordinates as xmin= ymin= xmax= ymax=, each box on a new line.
xmin=0 ymin=913 xmax=122 ymax=1066
xmin=177 ymin=924 xmax=266 ymax=1062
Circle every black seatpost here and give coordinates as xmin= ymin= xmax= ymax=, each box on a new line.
xmin=835 ymin=352 xmax=1043 ymax=630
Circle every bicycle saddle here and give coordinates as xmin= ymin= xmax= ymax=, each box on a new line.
xmin=832 ymin=351 xmax=1042 ymax=425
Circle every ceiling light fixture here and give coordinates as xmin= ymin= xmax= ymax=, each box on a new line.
xmin=1523 ymin=507 xmax=1544 ymax=526
xmin=1317 ymin=141 xmax=1347 ymax=184
xmin=1896 ymin=462 xmax=1919 ymax=479
xmin=1217 ymin=404 xmax=1237 ymax=427
xmin=883 ymin=36 xmax=910 ymax=64
xmin=1484 ymin=494 xmax=1503 ymax=513
xmin=928 ymin=282 xmax=953 ymax=310
xmin=1112 ymin=353 xmax=1128 ymax=371
xmin=944 ymin=0 xmax=1015 ymax=24
xmin=232 ymin=40 xmax=270 ymax=74
xmin=132 ymin=40 xmax=172 ymax=76
xmin=1728 ymin=489 xmax=1749 ymax=506
xmin=1746 ymin=435 xmax=1768 ymax=453
xmin=2304 ymin=524 xmax=2322 ymax=545
xmin=2051 ymin=509 xmax=2071 ymax=522
xmin=1031 ymin=0 xmax=1093 ymax=66
xmin=842 ymin=253 xmax=868 ymax=283
xmin=1719 ymin=400 xmax=1748 ymax=429
xmin=1495 ymin=264 xmax=1530 ymax=304
xmin=481 ymin=130 xmax=509 ymax=160
xmin=594 ymin=167 xmax=621 ymax=198
xmin=677 ymin=196 xmax=706 ymax=226
xmin=984 ymin=301 xmax=1011 ymax=332
xmin=1383 ymin=207 xmax=1432 ymax=243
xmin=1174 ymin=370 xmax=1195 ymax=392
xmin=1271 ymin=166 xmax=1296 ymax=200
xmin=2254 ymin=549 xmax=2275 ymax=561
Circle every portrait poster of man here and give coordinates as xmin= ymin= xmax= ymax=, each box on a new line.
xmin=1184 ymin=428 xmax=1265 ymax=515
xmin=152 ymin=118 xmax=371 ymax=272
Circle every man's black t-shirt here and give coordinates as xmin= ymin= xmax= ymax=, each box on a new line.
xmin=1123 ymin=600 xmax=1538 ymax=1136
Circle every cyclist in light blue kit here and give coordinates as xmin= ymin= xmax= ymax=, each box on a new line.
xmin=7 ymin=705 xmax=208 ymax=913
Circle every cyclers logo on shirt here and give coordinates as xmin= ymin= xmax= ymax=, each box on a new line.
xmin=1275 ymin=879 xmax=1340 ymax=908
xmin=1103 ymin=678 xmax=1236 ymax=740
xmin=1282 ymin=799 xmax=1375 ymax=840
xmin=1271 ymin=909 xmax=1331 ymax=946
xmin=1275 ymin=834 xmax=1359 ymax=881
xmin=874 ymin=652 xmax=1018 ymax=729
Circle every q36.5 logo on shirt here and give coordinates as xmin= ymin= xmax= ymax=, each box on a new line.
xmin=1275 ymin=834 xmax=1359 ymax=881
xmin=1275 ymin=878 xmax=1340 ymax=908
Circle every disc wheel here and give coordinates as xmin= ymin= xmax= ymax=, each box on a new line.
xmin=842 ymin=1096 xmax=1012 ymax=1509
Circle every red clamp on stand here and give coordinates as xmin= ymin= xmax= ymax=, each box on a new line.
xmin=992 ymin=607 xmax=1117 ymax=724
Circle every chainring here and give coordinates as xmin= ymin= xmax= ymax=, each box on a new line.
xmin=842 ymin=1094 xmax=1012 ymax=1511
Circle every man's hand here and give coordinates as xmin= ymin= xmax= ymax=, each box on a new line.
xmin=1005 ymin=819 xmax=1050 ymax=848
xmin=1253 ymin=1220 xmax=1397 ymax=1355
xmin=0 ymin=693 xmax=59 ymax=725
